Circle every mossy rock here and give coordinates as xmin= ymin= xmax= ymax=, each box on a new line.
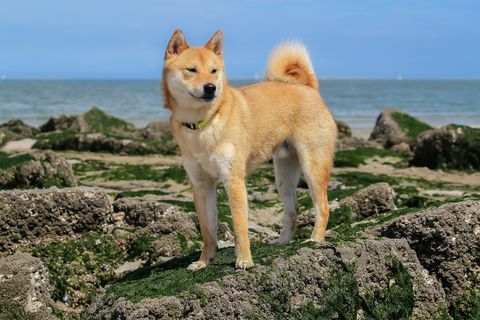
xmin=369 ymin=109 xmax=432 ymax=148
xmin=0 ymin=119 xmax=39 ymax=147
xmin=34 ymin=131 xmax=179 ymax=155
xmin=335 ymin=120 xmax=352 ymax=139
xmin=38 ymin=107 xmax=133 ymax=134
xmin=31 ymin=233 xmax=125 ymax=308
xmin=39 ymin=114 xmax=80 ymax=132
xmin=34 ymin=107 xmax=179 ymax=155
xmin=411 ymin=124 xmax=480 ymax=170
xmin=0 ymin=151 xmax=77 ymax=189
xmin=0 ymin=119 xmax=39 ymax=138
xmin=85 ymin=239 xmax=447 ymax=319
xmin=371 ymin=200 xmax=480 ymax=316
xmin=82 ymin=106 xmax=135 ymax=133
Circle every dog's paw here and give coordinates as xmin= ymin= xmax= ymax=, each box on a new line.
xmin=302 ymin=237 xmax=323 ymax=244
xmin=187 ymin=260 xmax=207 ymax=271
xmin=235 ymin=257 xmax=254 ymax=270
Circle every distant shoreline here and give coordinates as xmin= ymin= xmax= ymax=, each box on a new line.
xmin=1 ymin=79 xmax=479 ymax=135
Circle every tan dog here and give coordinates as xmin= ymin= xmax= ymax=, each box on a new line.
xmin=162 ymin=29 xmax=337 ymax=270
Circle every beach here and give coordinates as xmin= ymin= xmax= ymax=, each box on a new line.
xmin=1 ymin=85 xmax=479 ymax=318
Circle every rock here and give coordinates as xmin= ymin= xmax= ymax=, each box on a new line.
xmin=390 ymin=142 xmax=412 ymax=156
xmin=34 ymin=132 xmax=156 ymax=155
xmin=113 ymin=196 xmax=199 ymax=260
xmin=410 ymin=124 xmax=480 ymax=170
xmin=40 ymin=107 xmax=135 ymax=135
xmin=0 ymin=252 xmax=55 ymax=319
xmin=335 ymin=120 xmax=352 ymax=139
xmin=0 ymin=119 xmax=39 ymax=146
xmin=85 ymin=238 xmax=447 ymax=319
xmin=0 ymin=187 xmax=112 ymax=250
xmin=34 ymin=130 xmax=178 ymax=155
xmin=150 ymin=234 xmax=183 ymax=258
xmin=35 ymin=107 xmax=179 ymax=155
xmin=336 ymin=136 xmax=381 ymax=151
xmin=113 ymin=196 xmax=191 ymax=228
xmin=369 ymin=109 xmax=432 ymax=148
xmin=370 ymin=200 xmax=480 ymax=312
xmin=138 ymin=120 xmax=171 ymax=141
xmin=218 ymin=222 xmax=234 ymax=242
xmin=339 ymin=182 xmax=396 ymax=217
xmin=39 ymin=114 xmax=82 ymax=132
xmin=82 ymin=106 xmax=135 ymax=133
xmin=0 ymin=119 xmax=38 ymax=138
xmin=0 ymin=150 xmax=77 ymax=189
xmin=130 ymin=213 xmax=197 ymax=240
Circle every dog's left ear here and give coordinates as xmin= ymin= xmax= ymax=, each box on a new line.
xmin=165 ymin=29 xmax=189 ymax=59
xmin=205 ymin=30 xmax=223 ymax=56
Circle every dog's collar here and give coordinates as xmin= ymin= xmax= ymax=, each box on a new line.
xmin=180 ymin=117 xmax=211 ymax=130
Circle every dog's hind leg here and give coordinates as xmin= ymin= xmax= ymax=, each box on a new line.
xmin=270 ymin=144 xmax=301 ymax=244
xmin=184 ymin=163 xmax=218 ymax=271
xmin=294 ymin=142 xmax=333 ymax=242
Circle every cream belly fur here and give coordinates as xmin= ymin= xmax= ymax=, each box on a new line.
xmin=163 ymin=29 xmax=337 ymax=270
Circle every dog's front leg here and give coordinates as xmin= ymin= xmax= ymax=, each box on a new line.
xmin=225 ymin=176 xmax=254 ymax=269
xmin=184 ymin=164 xmax=218 ymax=271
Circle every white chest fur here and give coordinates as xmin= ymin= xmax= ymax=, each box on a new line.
xmin=181 ymin=128 xmax=235 ymax=182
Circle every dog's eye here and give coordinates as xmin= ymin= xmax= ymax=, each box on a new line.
xmin=186 ymin=67 xmax=197 ymax=73
xmin=211 ymin=69 xmax=217 ymax=74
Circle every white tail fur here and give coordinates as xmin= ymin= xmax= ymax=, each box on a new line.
xmin=265 ymin=42 xmax=318 ymax=90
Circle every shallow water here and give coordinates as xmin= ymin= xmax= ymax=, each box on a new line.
xmin=0 ymin=79 xmax=479 ymax=137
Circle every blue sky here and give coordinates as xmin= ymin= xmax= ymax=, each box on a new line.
xmin=1 ymin=0 xmax=479 ymax=79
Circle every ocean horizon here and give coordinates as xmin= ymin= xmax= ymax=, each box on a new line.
xmin=1 ymin=79 xmax=479 ymax=137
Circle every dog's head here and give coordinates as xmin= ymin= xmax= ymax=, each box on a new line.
xmin=163 ymin=29 xmax=225 ymax=109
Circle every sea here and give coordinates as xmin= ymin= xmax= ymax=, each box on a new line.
xmin=0 ymin=79 xmax=479 ymax=137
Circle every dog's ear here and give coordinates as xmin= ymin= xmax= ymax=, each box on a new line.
xmin=165 ymin=29 xmax=189 ymax=59
xmin=204 ymin=30 xmax=223 ymax=56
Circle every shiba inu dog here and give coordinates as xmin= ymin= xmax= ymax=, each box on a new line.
xmin=162 ymin=29 xmax=337 ymax=270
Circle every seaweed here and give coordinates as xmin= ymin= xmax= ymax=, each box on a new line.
xmin=334 ymin=147 xmax=408 ymax=168
xmin=391 ymin=111 xmax=432 ymax=140
xmin=0 ymin=151 xmax=35 ymax=170
xmin=82 ymin=106 xmax=133 ymax=133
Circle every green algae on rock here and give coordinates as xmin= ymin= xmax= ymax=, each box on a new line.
xmin=34 ymin=107 xmax=179 ymax=155
xmin=32 ymin=233 xmax=125 ymax=307
xmin=334 ymin=147 xmax=408 ymax=168
xmin=34 ymin=131 xmax=178 ymax=155
xmin=86 ymin=239 xmax=446 ymax=319
xmin=369 ymin=109 xmax=432 ymax=148
xmin=0 ymin=151 xmax=77 ymax=189
xmin=371 ymin=200 xmax=480 ymax=318
xmin=82 ymin=106 xmax=135 ymax=133
xmin=391 ymin=110 xmax=433 ymax=141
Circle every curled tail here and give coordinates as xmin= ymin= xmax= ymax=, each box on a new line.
xmin=265 ymin=42 xmax=318 ymax=90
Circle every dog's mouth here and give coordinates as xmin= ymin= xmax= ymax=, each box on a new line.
xmin=188 ymin=91 xmax=216 ymax=102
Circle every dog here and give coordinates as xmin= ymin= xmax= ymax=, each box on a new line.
xmin=162 ymin=29 xmax=337 ymax=270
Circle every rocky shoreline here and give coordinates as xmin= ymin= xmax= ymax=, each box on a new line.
xmin=0 ymin=107 xmax=479 ymax=319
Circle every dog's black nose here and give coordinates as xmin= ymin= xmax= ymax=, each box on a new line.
xmin=203 ymin=83 xmax=216 ymax=95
